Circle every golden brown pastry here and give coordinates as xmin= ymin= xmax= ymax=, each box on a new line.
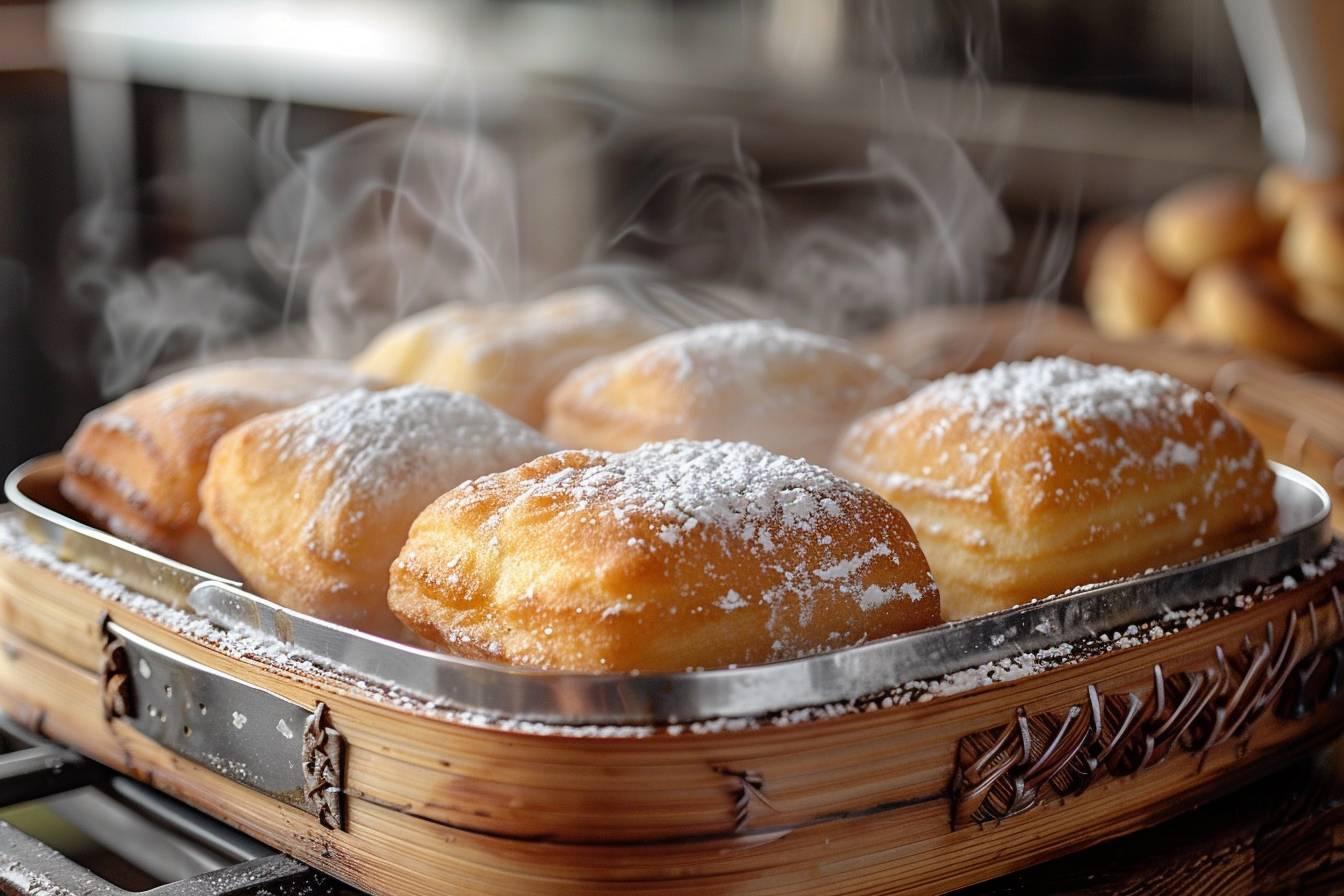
xmin=352 ymin=287 xmax=668 ymax=427
xmin=833 ymin=357 xmax=1277 ymax=619
xmin=61 ymin=359 xmax=377 ymax=568
xmin=1294 ymin=281 xmax=1344 ymax=342
xmin=1144 ymin=178 xmax=1274 ymax=279
xmin=1277 ymin=194 xmax=1344 ymax=345
xmin=1282 ymin=193 xmax=1344 ymax=285
xmin=545 ymin=320 xmax=909 ymax=462
xmin=388 ymin=439 xmax=940 ymax=672
xmin=200 ymin=386 xmax=556 ymax=637
xmin=1185 ymin=257 xmax=1343 ymax=368
xmin=1084 ymin=221 xmax=1184 ymax=338
xmin=1257 ymin=164 xmax=1344 ymax=226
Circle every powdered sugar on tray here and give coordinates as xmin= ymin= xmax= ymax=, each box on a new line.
xmin=0 ymin=862 xmax=62 ymax=896
xmin=2 ymin=513 xmax=1337 ymax=739
xmin=0 ymin=516 xmax=335 ymax=676
xmin=0 ymin=511 xmax=664 ymax=736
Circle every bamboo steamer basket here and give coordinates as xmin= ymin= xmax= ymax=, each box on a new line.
xmin=1 ymin=322 xmax=1344 ymax=895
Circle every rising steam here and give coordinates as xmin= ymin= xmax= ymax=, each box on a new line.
xmin=64 ymin=1 xmax=1075 ymax=396
xmin=62 ymin=190 xmax=273 ymax=396
xmin=250 ymin=110 xmax=519 ymax=357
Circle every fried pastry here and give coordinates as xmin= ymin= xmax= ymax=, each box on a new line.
xmin=1257 ymin=164 xmax=1344 ymax=225
xmin=1084 ymin=220 xmax=1184 ymax=338
xmin=544 ymin=320 xmax=909 ymax=461
xmin=1279 ymin=194 xmax=1344 ymax=344
xmin=1281 ymin=192 xmax=1344 ymax=288
xmin=199 ymin=386 xmax=556 ymax=637
xmin=61 ymin=359 xmax=377 ymax=567
xmin=1185 ymin=257 xmax=1342 ymax=367
xmin=388 ymin=439 xmax=940 ymax=672
xmin=833 ymin=357 xmax=1278 ymax=619
xmin=1144 ymin=178 xmax=1273 ymax=279
xmin=352 ymin=287 xmax=667 ymax=427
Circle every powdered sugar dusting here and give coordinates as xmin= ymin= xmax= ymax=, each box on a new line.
xmin=650 ymin=319 xmax=882 ymax=386
xmin=926 ymin=357 xmax=1195 ymax=435
xmin=862 ymin=357 xmax=1273 ymax=516
xmin=255 ymin=386 xmax=555 ymax=557
xmin=518 ymin=439 xmax=864 ymax=542
xmin=716 ymin=589 xmax=748 ymax=611
xmin=271 ymin=385 xmax=554 ymax=474
xmin=558 ymin=319 xmax=907 ymax=460
xmin=586 ymin=319 xmax=903 ymax=411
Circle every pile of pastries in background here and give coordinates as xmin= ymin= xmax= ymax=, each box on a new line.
xmin=56 ymin=282 xmax=1280 ymax=673
xmin=1083 ymin=165 xmax=1344 ymax=369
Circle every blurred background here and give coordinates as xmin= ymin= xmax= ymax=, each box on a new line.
xmin=0 ymin=0 xmax=1308 ymax=474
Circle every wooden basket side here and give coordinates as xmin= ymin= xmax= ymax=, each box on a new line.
xmin=3 ymin=623 xmax=1342 ymax=896
xmin=951 ymin=585 xmax=1344 ymax=829
xmin=4 ymin=543 xmax=1344 ymax=849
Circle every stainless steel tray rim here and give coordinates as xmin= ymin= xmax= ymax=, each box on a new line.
xmin=4 ymin=456 xmax=1334 ymax=726
xmin=3 ymin=455 xmax=243 ymax=597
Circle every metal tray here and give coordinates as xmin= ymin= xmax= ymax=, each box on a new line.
xmin=4 ymin=454 xmax=1334 ymax=725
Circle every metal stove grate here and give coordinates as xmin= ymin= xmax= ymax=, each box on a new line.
xmin=0 ymin=714 xmax=350 ymax=895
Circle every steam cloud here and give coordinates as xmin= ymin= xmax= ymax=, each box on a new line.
xmin=63 ymin=191 xmax=273 ymax=396
xmin=251 ymin=112 xmax=519 ymax=357
xmin=63 ymin=1 xmax=1074 ymax=397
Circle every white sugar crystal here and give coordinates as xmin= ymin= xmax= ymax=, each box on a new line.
xmin=857 ymin=584 xmax=896 ymax=611
xmin=814 ymin=542 xmax=893 ymax=582
xmin=715 ymin=590 xmax=748 ymax=611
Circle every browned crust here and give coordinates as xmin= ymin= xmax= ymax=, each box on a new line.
xmin=60 ymin=361 xmax=378 ymax=561
xmin=1085 ymin=221 xmax=1184 ymax=338
xmin=1282 ymin=192 xmax=1344 ymax=288
xmin=353 ymin=291 xmax=668 ymax=427
xmin=833 ymin=368 xmax=1279 ymax=618
xmin=388 ymin=449 xmax=941 ymax=672
xmin=1145 ymin=178 xmax=1274 ymax=279
xmin=1186 ymin=258 xmax=1344 ymax=368
xmin=198 ymin=392 xmax=553 ymax=640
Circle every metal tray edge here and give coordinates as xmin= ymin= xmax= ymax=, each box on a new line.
xmin=3 ymin=455 xmax=241 ymax=604
xmin=2 ymin=454 xmax=1335 ymax=726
